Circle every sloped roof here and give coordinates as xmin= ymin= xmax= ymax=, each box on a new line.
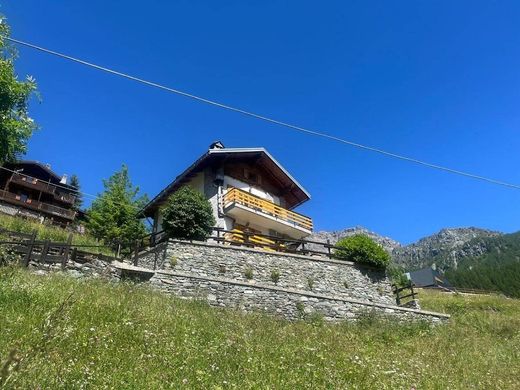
xmin=4 ymin=160 xmax=74 ymax=189
xmin=142 ymin=147 xmax=310 ymax=217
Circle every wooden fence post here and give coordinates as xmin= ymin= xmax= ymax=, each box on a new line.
xmin=23 ymin=231 xmax=37 ymax=267
xmin=133 ymin=239 xmax=140 ymax=266
xmin=326 ymin=239 xmax=331 ymax=258
xmin=61 ymin=233 xmax=73 ymax=270
xmin=40 ymin=240 xmax=50 ymax=266
xmin=71 ymin=248 xmax=78 ymax=263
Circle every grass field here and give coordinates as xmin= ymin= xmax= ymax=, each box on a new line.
xmin=1 ymin=267 xmax=519 ymax=389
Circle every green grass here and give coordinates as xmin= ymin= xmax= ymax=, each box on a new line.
xmin=0 ymin=214 xmax=112 ymax=254
xmin=1 ymin=268 xmax=519 ymax=389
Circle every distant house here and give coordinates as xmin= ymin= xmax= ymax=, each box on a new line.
xmin=406 ymin=265 xmax=452 ymax=289
xmin=142 ymin=142 xmax=313 ymax=243
xmin=0 ymin=161 xmax=78 ymax=226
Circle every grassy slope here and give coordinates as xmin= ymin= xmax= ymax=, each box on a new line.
xmin=0 ymin=214 xmax=113 ymax=255
xmin=1 ymin=268 xmax=519 ymax=389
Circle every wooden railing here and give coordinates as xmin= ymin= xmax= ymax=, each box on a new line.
xmin=0 ymin=227 xmax=117 ymax=266
xmin=392 ymin=282 xmax=418 ymax=306
xmin=222 ymin=188 xmax=313 ymax=231
xmin=212 ymin=227 xmax=334 ymax=257
xmin=0 ymin=189 xmax=76 ymax=220
xmin=10 ymin=173 xmax=76 ymax=204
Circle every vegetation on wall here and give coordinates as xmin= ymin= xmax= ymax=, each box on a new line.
xmin=0 ymin=15 xmax=38 ymax=164
xmin=161 ymin=186 xmax=215 ymax=241
xmin=334 ymin=234 xmax=391 ymax=269
xmin=86 ymin=165 xmax=148 ymax=248
xmin=445 ymin=231 xmax=520 ymax=297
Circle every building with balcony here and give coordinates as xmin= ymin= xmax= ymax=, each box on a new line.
xmin=0 ymin=161 xmax=78 ymax=226
xmin=142 ymin=142 xmax=313 ymax=243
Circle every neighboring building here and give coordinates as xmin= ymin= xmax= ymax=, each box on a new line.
xmin=0 ymin=161 xmax=78 ymax=226
xmin=406 ymin=265 xmax=452 ymax=289
xmin=142 ymin=142 xmax=313 ymax=242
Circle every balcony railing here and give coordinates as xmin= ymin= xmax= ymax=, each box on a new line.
xmin=10 ymin=174 xmax=76 ymax=204
xmin=222 ymin=188 xmax=313 ymax=231
xmin=0 ymin=189 xmax=76 ymax=220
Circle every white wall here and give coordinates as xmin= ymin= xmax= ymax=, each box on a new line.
xmin=223 ymin=175 xmax=280 ymax=205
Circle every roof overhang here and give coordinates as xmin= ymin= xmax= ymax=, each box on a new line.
xmin=141 ymin=147 xmax=311 ymax=218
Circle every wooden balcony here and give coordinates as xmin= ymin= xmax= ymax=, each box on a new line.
xmin=9 ymin=173 xmax=76 ymax=204
xmin=0 ymin=189 xmax=76 ymax=220
xmin=222 ymin=188 xmax=312 ymax=239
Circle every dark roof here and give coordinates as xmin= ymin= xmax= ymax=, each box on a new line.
xmin=4 ymin=160 xmax=74 ymax=189
xmin=407 ymin=267 xmax=452 ymax=288
xmin=142 ymin=147 xmax=311 ymax=217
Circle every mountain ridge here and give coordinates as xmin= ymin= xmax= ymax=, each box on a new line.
xmin=310 ymin=226 xmax=504 ymax=270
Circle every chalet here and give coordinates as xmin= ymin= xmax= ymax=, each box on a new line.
xmin=142 ymin=142 xmax=313 ymax=244
xmin=0 ymin=161 xmax=78 ymax=226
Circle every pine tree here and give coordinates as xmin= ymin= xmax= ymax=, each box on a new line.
xmin=69 ymin=174 xmax=83 ymax=211
xmin=86 ymin=165 xmax=148 ymax=248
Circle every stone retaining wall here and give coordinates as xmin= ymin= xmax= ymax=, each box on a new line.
xmin=149 ymin=270 xmax=449 ymax=324
xmin=136 ymin=239 xmax=395 ymax=306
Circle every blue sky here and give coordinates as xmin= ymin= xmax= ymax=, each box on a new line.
xmin=3 ymin=1 xmax=520 ymax=244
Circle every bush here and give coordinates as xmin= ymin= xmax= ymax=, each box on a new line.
xmin=161 ymin=186 xmax=215 ymax=241
xmin=334 ymin=234 xmax=391 ymax=269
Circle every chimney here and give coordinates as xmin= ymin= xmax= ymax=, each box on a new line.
xmin=60 ymin=174 xmax=68 ymax=185
xmin=209 ymin=141 xmax=225 ymax=149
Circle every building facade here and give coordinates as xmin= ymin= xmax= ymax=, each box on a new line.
xmin=0 ymin=161 xmax=78 ymax=226
xmin=142 ymin=142 xmax=313 ymax=243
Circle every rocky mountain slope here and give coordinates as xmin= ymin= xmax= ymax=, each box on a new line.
xmin=392 ymin=227 xmax=502 ymax=271
xmin=310 ymin=226 xmax=503 ymax=271
xmin=308 ymin=226 xmax=401 ymax=254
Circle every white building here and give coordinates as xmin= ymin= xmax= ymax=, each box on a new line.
xmin=142 ymin=142 xmax=313 ymax=244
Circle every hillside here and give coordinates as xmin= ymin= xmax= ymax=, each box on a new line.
xmin=392 ymin=227 xmax=502 ymax=270
xmin=444 ymin=232 xmax=520 ymax=297
xmin=1 ymin=268 xmax=519 ymax=389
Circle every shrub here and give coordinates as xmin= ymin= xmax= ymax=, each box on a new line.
xmin=270 ymin=269 xmax=280 ymax=284
xmin=334 ymin=234 xmax=391 ymax=269
xmin=244 ymin=266 xmax=254 ymax=280
xmin=161 ymin=186 xmax=215 ymax=241
xmin=306 ymin=277 xmax=314 ymax=290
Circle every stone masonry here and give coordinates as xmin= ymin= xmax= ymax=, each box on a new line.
xmin=132 ymin=239 xmax=450 ymax=323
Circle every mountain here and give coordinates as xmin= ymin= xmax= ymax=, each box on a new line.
xmin=444 ymin=231 xmax=520 ymax=297
xmin=308 ymin=226 xmax=401 ymax=254
xmin=311 ymin=226 xmax=520 ymax=297
xmin=391 ymin=227 xmax=502 ymax=271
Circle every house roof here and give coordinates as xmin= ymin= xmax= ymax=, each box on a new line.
xmin=142 ymin=146 xmax=311 ymax=217
xmin=4 ymin=160 xmax=74 ymax=189
xmin=406 ymin=267 xmax=452 ymax=288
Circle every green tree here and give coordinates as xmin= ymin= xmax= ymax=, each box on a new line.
xmin=0 ymin=16 xmax=38 ymax=164
xmin=69 ymin=174 xmax=83 ymax=211
xmin=86 ymin=165 xmax=148 ymax=248
xmin=161 ymin=186 xmax=215 ymax=241
xmin=334 ymin=234 xmax=391 ymax=269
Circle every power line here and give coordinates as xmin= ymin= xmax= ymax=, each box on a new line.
xmin=5 ymin=36 xmax=520 ymax=191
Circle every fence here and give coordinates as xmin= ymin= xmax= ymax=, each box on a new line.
xmin=128 ymin=227 xmax=337 ymax=264
xmin=0 ymin=227 xmax=117 ymax=267
xmin=392 ymin=282 xmax=418 ymax=306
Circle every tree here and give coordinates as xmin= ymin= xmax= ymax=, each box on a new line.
xmin=86 ymin=165 xmax=148 ymax=248
xmin=0 ymin=16 xmax=38 ymax=164
xmin=334 ymin=234 xmax=391 ymax=269
xmin=161 ymin=186 xmax=215 ymax=241
xmin=69 ymin=174 xmax=83 ymax=211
